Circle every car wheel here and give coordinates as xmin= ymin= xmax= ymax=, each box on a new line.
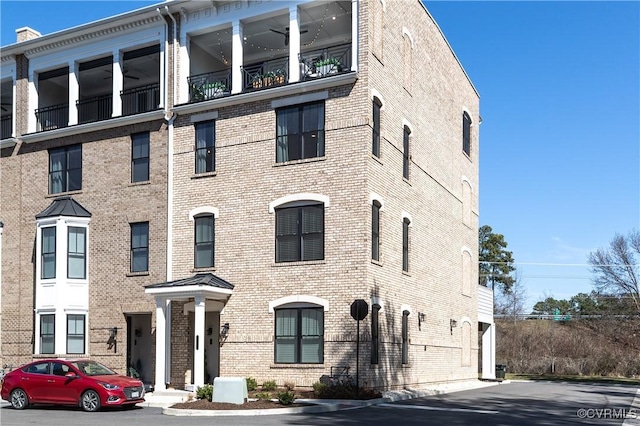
xmin=80 ymin=389 xmax=101 ymax=412
xmin=10 ymin=388 xmax=29 ymax=410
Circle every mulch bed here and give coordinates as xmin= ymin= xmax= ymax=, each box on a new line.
xmin=170 ymin=388 xmax=316 ymax=411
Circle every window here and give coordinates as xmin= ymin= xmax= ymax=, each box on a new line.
xmin=402 ymin=217 xmax=410 ymax=272
xmin=372 ymin=201 xmax=381 ymax=261
xmin=130 ymin=222 xmax=149 ymax=272
xmin=195 ymin=121 xmax=215 ymax=174
xmin=67 ymin=314 xmax=85 ymax=354
xmin=275 ymin=308 xmax=323 ymax=364
xmin=194 ymin=215 xmax=214 ymax=268
xmin=401 ymin=310 xmax=409 ymax=364
xmin=463 ymin=112 xmax=472 ymax=156
xmin=40 ymin=314 xmax=55 ymax=354
xmin=372 ymin=99 xmax=381 ymax=157
xmin=276 ymin=102 xmax=325 ymax=162
xmin=403 ymin=126 xmax=410 ymax=179
xmin=275 ymin=204 xmax=324 ymax=262
xmin=67 ymin=227 xmax=86 ymax=279
xmin=371 ymin=304 xmax=380 ymax=364
xmin=41 ymin=227 xmax=56 ymax=279
xmin=49 ymin=145 xmax=82 ymax=194
xmin=131 ymin=132 xmax=150 ymax=182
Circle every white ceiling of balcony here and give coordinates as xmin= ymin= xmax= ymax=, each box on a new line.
xmin=191 ymin=1 xmax=352 ymax=65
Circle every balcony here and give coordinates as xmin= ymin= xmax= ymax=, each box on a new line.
xmin=34 ymin=45 xmax=161 ymax=132
xmin=185 ymin=0 xmax=352 ymax=104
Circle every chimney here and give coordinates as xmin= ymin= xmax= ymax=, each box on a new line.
xmin=16 ymin=27 xmax=41 ymax=43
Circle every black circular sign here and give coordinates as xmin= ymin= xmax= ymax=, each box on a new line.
xmin=350 ymin=299 xmax=369 ymax=321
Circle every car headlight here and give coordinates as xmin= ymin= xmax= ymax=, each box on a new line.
xmin=98 ymin=382 xmax=120 ymax=391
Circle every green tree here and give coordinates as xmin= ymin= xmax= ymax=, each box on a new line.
xmin=531 ymin=297 xmax=572 ymax=316
xmin=588 ymin=230 xmax=640 ymax=314
xmin=479 ymin=225 xmax=515 ymax=292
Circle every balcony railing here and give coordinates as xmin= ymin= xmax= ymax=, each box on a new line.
xmin=1 ymin=114 xmax=11 ymax=140
xmin=35 ymin=104 xmax=69 ymax=132
xmin=121 ymin=83 xmax=160 ymax=116
xmin=78 ymin=94 xmax=112 ymax=124
xmin=188 ymin=70 xmax=232 ymax=103
xmin=300 ymin=43 xmax=351 ymax=80
xmin=242 ymin=57 xmax=289 ymax=92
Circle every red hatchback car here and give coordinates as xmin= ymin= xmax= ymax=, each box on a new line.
xmin=1 ymin=359 xmax=145 ymax=411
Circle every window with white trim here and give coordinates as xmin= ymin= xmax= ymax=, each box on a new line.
xmin=275 ymin=307 xmax=324 ymax=364
xmin=67 ymin=227 xmax=86 ymax=279
xmin=41 ymin=227 xmax=56 ymax=279
xmin=402 ymin=217 xmax=410 ymax=272
xmin=403 ymin=126 xmax=410 ymax=180
xmin=401 ymin=310 xmax=409 ymax=364
xmin=67 ymin=314 xmax=85 ymax=354
xmin=371 ymin=304 xmax=380 ymax=364
xmin=40 ymin=314 xmax=55 ymax=354
xmin=372 ymin=99 xmax=381 ymax=157
xmin=372 ymin=201 xmax=381 ymax=261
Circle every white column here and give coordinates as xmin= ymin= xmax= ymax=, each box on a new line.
xmin=165 ymin=299 xmax=172 ymax=386
xmin=179 ymin=33 xmax=190 ymax=104
xmin=68 ymin=61 xmax=78 ymax=126
xmin=231 ymin=21 xmax=243 ymax=94
xmin=29 ymin=71 xmax=37 ymax=132
xmin=351 ymin=0 xmax=358 ymax=72
xmin=288 ymin=6 xmax=301 ymax=83
xmin=193 ymin=296 xmax=206 ymax=388
xmin=112 ymin=52 xmax=123 ymax=117
xmin=154 ymin=297 xmax=167 ymax=391
xmin=481 ymin=322 xmax=496 ymax=380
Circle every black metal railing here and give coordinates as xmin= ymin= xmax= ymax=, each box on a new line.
xmin=121 ymin=83 xmax=160 ymax=116
xmin=299 ymin=43 xmax=351 ymax=80
xmin=241 ymin=57 xmax=289 ymax=92
xmin=77 ymin=94 xmax=112 ymax=124
xmin=187 ymin=70 xmax=231 ymax=103
xmin=0 ymin=114 xmax=11 ymax=140
xmin=35 ymin=104 xmax=69 ymax=132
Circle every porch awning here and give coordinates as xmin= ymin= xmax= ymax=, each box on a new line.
xmin=144 ymin=273 xmax=234 ymax=300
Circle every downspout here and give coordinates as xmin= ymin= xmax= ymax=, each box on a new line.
xmin=157 ymin=6 xmax=177 ymax=389
xmin=157 ymin=6 xmax=177 ymax=282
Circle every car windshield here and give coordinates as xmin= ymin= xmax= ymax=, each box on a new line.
xmin=70 ymin=361 xmax=116 ymax=376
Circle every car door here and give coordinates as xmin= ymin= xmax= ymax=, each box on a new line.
xmin=47 ymin=361 xmax=78 ymax=404
xmin=21 ymin=361 xmax=52 ymax=402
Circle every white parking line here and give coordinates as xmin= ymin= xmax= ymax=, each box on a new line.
xmin=377 ymin=403 xmax=499 ymax=415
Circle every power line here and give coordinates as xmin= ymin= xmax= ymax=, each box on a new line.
xmin=480 ymin=261 xmax=640 ymax=267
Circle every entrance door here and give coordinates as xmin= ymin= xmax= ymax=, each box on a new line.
xmin=125 ymin=313 xmax=152 ymax=384
xmin=205 ymin=312 xmax=220 ymax=383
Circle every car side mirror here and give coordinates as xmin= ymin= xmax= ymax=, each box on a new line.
xmin=65 ymin=372 xmax=78 ymax=379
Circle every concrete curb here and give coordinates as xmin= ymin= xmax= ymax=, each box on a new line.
xmin=163 ymin=401 xmax=344 ymax=416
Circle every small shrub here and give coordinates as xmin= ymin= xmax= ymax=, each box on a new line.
xmin=277 ymin=390 xmax=296 ymax=405
xmin=262 ymin=380 xmax=277 ymax=391
xmin=283 ymin=380 xmax=296 ymax=391
xmin=312 ymin=381 xmax=327 ymax=394
xmin=254 ymin=392 xmax=272 ymax=400
xmin=196 ymin=384 xmax=213 ymax=400
xmin=246 ymin=377 xmax=258 ymax=391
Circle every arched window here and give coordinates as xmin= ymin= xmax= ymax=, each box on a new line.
xmin=371 ymin=303 xmax=381 ymax=364
xmin=403 ymin=125 xmax=411 ymax=179
xmin=372 ymin=97 xmax=382 ymax=157
xmin=372 ymin=200 xmax=382 ymax=261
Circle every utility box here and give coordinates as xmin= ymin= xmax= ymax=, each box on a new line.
xmin=212 ymin=377 xmax=248 ymax=404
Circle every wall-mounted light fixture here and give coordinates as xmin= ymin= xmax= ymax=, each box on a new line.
xmin=107 ymin=327 xmax=118 ymax=353
xmin=219 ymin=323 xmax=230 ymax=346
xmin=418 ymin=312 xmax=426 ymax=330
xmin=450 ymin=319 xmax=458 ymax=335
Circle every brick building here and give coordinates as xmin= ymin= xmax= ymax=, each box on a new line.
xmin=0 ymin=0 xmax=494 ymax=391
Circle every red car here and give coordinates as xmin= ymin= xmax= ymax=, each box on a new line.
xmin=0 ymin=359 xmax=145 ymax=411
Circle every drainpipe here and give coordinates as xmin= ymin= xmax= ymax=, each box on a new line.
xmin=157 ymin=6 xmax=177 ymax=388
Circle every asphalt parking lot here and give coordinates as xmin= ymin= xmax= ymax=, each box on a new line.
xmin=1 ymin=380 xmax=639 ymax=425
